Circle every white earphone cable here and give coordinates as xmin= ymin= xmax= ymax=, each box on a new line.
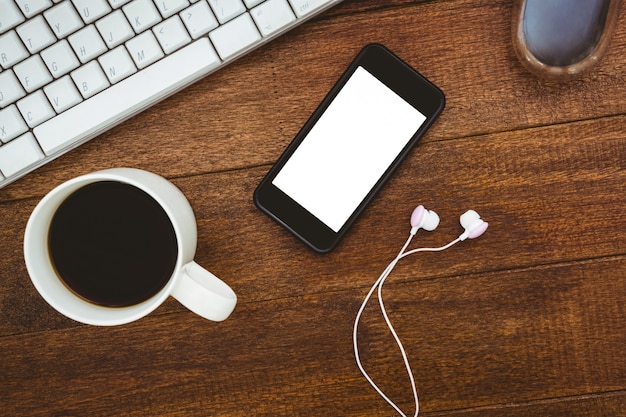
xmin=353 ymin=235 xmax=462 ymax=417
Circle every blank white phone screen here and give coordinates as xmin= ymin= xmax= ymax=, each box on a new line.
xmin=272 ymin=66 xmax=427 ymax=232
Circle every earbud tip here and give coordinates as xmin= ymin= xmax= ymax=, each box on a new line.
xmin=410 ymin=205 xmax=425 ymax=228
xmin=468 ymin=221 xmax=488 ymax=239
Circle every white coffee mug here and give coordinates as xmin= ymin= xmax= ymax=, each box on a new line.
xmin=24 ymin=168 xmax=237 ymax=326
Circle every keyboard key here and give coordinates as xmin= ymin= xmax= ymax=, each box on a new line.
xmin=208 ymin=0 xmax=246 ymax=24
xmin=123 ymin=0 xmax=163 ymax=34
xmin=40 ymin=40 xmax=80 ymax=78
xmin=71 ymin=60 xmax=110 ymax=98
xmin=17 ymin=90 xmax=56 ymax=127
xmin=251 ymin=0 xmax=296 ymax=37
xmin=98 ymin=45 xmax=137 ymax=83
xmin=96 ymin=9 xmax=135 ymax=48
xmin=181 ymin=1 xmax=218 ymax=40
xmin=15 ymin=16 xmax=56 ymax=54
xmin=72 ymin=0 xmax=112 ymax=24
xmin=34 ymin=38 xmax=220 ymax=155
xmin=13 ymin=55 xmax=53 ymax=93
xmin=45 ymin=1 xmax=85 ymax=38
xmin=0 ymin=70 xmax=26 ymax=107
xmin=108 ymin=0 xmax=132 ymax=8
xmin=15 ymin=0 xmax=53 ymax=18
xmin=43 ymin=75 xmax=82 ymax=112
xmin=68 ymin=25 xmax=108 ymax=63
xmin=0 ymin=0 xmax=26 ymax=34
xmin=154 ymin=15 xmax=191 ymax=54
xmin=0 ymin=105 xmax=28 ymax=143
xmin=244 ymin=0 xmax=264 ymax=7
xmin=0 ymin=132 xmax=44 ymax=177
xmin=156 ymin=0 xmax=190 ymax=18
xmin=126 ymin=30 xmax=164 ymax=69
xmin=0 ymin=31 xmax=29 ymax=69
xmin=209 ymin=13 xmax=261 ymax=60
xmin=288 ymin=0 xmax=333 ymax=18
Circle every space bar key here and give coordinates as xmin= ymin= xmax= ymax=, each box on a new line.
xmin=34 ymin=39 xmax=221 ymax=156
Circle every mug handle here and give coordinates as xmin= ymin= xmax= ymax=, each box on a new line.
xmin=171 ymin=261 xmax=237 ymax=322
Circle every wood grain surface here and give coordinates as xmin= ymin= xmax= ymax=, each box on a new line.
xmin=1 ymin=1 xmax=625 ymax=416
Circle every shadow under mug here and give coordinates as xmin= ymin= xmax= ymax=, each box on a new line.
xmin=24 ymin=168 xmax=237 ymax=326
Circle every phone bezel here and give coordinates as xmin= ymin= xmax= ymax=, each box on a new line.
xmin=254 ymin=44 xmax=445 ymax=253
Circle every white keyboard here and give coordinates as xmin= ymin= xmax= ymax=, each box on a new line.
xmin=0 ymin=0 xmax=344 ymax=189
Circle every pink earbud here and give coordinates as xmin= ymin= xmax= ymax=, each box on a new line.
xmin=410 ymin=205 xmax=440 ymax=235
xmin=459 ymin=210 xmax=488 ymax=240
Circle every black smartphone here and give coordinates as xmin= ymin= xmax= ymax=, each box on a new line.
xmin=254 ymin=44 xmax=445 ymax=253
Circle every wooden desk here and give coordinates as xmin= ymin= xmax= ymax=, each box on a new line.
xmin=2 ymin=1 xmax=625 ymax=415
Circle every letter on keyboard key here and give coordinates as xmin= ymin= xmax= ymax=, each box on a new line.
xmin=15 ymin=16 xmax=56 ymax=54
xmin=209 ymin=13 xmax=261 ymax=60
xmin=40 ymin=40 xmax=81 ymax=78
xmin=0 ymin=105 xmax=29 ymax=143
xmin=0 ymin=132 xmax=44 ymax=177
xmin=155 ymin=0 xmax=190 ymax=18
xmin=123 ymin=0 xmax=163 ymax=34
xmin=69 ymin=25 xmax=108 ymax=64
xmin=98 ymin=46 xmax=137 ymax=83
xmin=72 ymin=0 xmax=112 ymax=24
xmin=13 ymin=55 xmax=53 ymax=93
xmin=17 ymin=90 xmax=55 ymax=128
xmin=126 ymin=31 xmax=164 ymax=69
xmin=44 ymin=75 xmax=83 ymax=113
xmin=44 ymin=2 xmax=85 ymax=38
xmin=71 ymin=60 xmax=110 ymax=98
xmin=96 ymin=10 xmax=135 ymax=48
xmin=0 ymin=31 xmax=29 ymax=69
xmin=34 ymin=38 xmax=221 ymax=156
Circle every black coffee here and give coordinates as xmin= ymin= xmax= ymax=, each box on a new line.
xmin=48 ymin=181 xmax=178 ymax=307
